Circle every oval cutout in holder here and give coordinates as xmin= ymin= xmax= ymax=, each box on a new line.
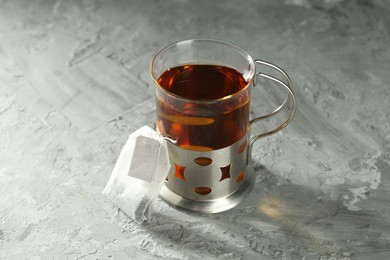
xmin=236 ymin=170 xmax=246 ymax=183
xmin=194 ymin=187 xmax=212 ymax=195
xmin=194 ymin=157 xmax=213 ymax=166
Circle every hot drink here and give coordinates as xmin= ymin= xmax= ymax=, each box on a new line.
xmin=156 ymin=64 xmax=250 ymax=150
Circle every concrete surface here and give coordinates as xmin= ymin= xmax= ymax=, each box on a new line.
xmin=1 ymin=0 xmax=390 ymax=259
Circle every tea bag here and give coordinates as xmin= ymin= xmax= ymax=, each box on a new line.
xmin=103 ymin=125 xmax=171 ymax=224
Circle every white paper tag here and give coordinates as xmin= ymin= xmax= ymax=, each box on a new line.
xmin=128 ymin=136 xmax=161 ymax=183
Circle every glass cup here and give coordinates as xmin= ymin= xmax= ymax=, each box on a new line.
xmin=151 ymin=39 xmax=296 ymax=213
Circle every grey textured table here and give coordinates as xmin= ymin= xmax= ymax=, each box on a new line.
xmin=1 ymin=0 xmax=390 ymax=259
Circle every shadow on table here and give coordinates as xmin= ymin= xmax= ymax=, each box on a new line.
xmin=145 ymin=165 xmax=389 ymax=259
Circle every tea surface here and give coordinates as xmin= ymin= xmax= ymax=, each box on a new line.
xmin=157 ymin=65 xmax=247 ymax=100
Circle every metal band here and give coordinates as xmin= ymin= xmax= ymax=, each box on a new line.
xmin=160 ymin=134 xmax=255 ymax=213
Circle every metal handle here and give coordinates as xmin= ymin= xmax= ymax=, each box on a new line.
xmin=247 ymin=59 xmax=297 ymax=163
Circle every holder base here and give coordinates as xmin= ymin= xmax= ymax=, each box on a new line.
xmin=159 ymin=165 xmax=255 ymax=214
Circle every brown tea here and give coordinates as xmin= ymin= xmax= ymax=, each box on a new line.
xmin=156 ymin=64 xmax=250 ymax=150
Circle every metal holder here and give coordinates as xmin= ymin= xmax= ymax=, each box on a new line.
xmin=160 ymin=60 xmax=296 ymax=213
xmin=160 ymin=134 xmax=254 ymax=213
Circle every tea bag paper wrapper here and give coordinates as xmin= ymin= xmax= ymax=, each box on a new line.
xmin=103 ymin=125 xmax=171 ymax=224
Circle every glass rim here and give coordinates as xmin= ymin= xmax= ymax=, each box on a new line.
xmin=150 ymin=38 xmax=255 ymax=104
